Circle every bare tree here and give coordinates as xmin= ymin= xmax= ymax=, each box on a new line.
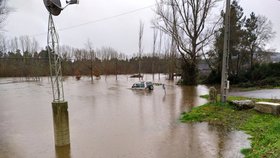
xmin=18 ymin=35 xmax=35 ymax=56
xmin=0 ymin=34 xmax=7 ymax=55
xmin=9 ymin=37 xmax=19 ymax=53
xmin=74 ymin=48 xmax=82 ymax=61
xmin=152 ymin=27 xmax=158 ymax=80
xmin=18 ymin=35 xmax=33 ymax=78
xmin=155 ymin=0 xmax=220 ymax=85
xmin=98 ymin=46 xmax=119 ymax=79
xmin=60 ymin=45 xmax=73 ymax=61
xmin=0 ymin=0 xmax=10 ymax=28
xmin=0 ymin=0 xmax=10 ymax=55
xmin=138 ymin=20 xmax=144 ymax=80
xmin=168 ymin=33 xmax=177 ymax=80
xmin=85 ymin=39 xmax=94 ymax=83
xmin=19 ymin=36 xmax=26 ymax=54
xmin=245 ymin=13 xmax=275 ymax=69
xmin=163 ymin=35 xmax=172 ymax=79
xmin=157 ymin=29 xmax=163 ymax=80
xmin=30 ymin=37 xmax=39 ymax=56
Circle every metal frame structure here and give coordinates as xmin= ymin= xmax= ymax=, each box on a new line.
xmin=44 ymin=0 xmax=78 ymax=102
xmin=47 ymin=14 xmax=64 ymax=102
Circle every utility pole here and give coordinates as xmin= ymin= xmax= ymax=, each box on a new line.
xmin=221 ymin=0 xmax=230 ymax=103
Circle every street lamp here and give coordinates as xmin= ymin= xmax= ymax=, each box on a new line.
xmin=43 ymin=0 xmax=78 ymax=147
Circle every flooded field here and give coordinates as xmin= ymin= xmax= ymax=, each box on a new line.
xmin=0 ymin=75 xmax=250 ymax=158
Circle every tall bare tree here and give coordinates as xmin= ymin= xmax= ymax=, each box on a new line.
xmin=157 ymin=29 xmax=163 ymax=80
xmin=168 ymin=34 xmax=177 ymax=80
xmin=0 ymin=0 xmax=10 ymax=28
xmin=152 ymin=27 xmax=158 ymax=80
xmin=138 ymin=20 xmax=144 ymax=80
xmin=85 ymin=39 xmax=94 ymax=83
xmin=245 ymin=13 xmax=275 ymax=69
xmin=30 ymin=37 xmax=39 ymax=55
xmin=0 ymin=34 xmax=7 ymax=55
xmin=98 ymin=46 xmax=119 ymax=79
xmin=155 ymin=0 xmax=220 ymax=85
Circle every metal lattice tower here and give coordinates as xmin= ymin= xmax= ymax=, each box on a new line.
xmin=47 ymin=14 xmax=64 ymax=102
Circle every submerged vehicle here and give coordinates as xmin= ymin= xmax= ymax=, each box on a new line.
xmin=131 ymin=81 xmax=154 ymax=90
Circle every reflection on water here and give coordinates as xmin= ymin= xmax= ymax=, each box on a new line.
xmin=0 ymin=75 xmax=250 ymax=158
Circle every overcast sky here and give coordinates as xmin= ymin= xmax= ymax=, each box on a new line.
xmin=3 ymin=0 xmax=280 ymax=55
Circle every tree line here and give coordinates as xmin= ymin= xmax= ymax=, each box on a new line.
xmin=0 ymin=38 xmax=181 ymax=78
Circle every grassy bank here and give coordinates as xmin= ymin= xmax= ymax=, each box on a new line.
xmin=180 ymin=96 xmax=280 ymax=158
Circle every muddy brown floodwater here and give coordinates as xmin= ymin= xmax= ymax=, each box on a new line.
xmin=0 ymin=75 xmax=250 ymax=158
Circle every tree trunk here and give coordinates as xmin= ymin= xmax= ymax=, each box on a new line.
xmin=250 ymin=49 xmax=254 ymax=70
xmin=236 ymin=52 xmax=240 ymax=77
xmin=181 ymin=59 xmax=198 ymax=85
xmin=91 ymin=58 xmax=93 ymax=84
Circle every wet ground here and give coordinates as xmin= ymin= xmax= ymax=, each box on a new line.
xmin=0 ymin=75 xmax=250 ymax=158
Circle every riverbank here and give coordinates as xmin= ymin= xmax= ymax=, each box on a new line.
xmin=180 ymin=96 xmax=280 ymax=158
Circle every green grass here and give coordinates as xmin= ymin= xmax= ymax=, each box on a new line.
xmin=181 ymin=96 xmax=280 ymax=158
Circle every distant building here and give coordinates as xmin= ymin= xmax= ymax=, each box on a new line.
xmin=269 ymin=52 xmax=280 ymax=63
xmin=198 ymin=60 xmax=211 ymax=76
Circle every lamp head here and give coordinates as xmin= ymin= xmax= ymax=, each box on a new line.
xmin=44 ymin=0 xmax=79 ymax=16
xmin=43 ymin=0 xmax=63 ymax=16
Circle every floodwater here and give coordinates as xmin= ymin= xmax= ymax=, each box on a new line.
xmin=230 ymin=89 xmax=280 ymax=99
xmin=0 ymin=75 xmax=250 ymax=158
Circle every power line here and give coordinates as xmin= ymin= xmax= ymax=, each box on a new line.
xmin=32 ymin=4 xmax=155 ymax=37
